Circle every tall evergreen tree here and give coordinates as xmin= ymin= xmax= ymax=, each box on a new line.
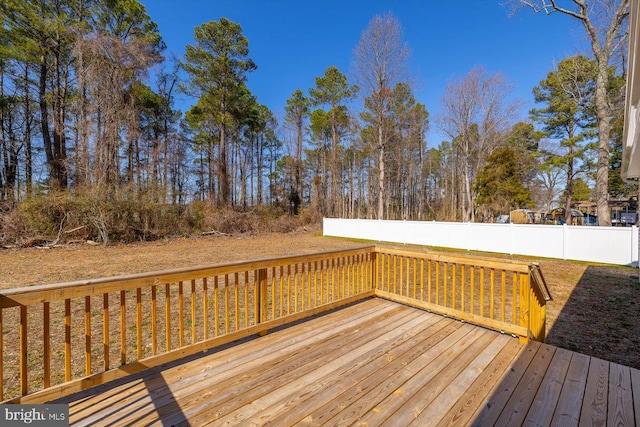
xmin=284 ymin=89 xmax=310 ymax=214
xmin=531 ymin=55 xmax=598 ymax=224
xmin=182 ymin=18 xmax=256 ymax=206
xmin=309 ymin=66 xmax=357 ymax=216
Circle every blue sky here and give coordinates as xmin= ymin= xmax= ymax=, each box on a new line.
xmin=140 ymin=0 xmax=589 ymax=144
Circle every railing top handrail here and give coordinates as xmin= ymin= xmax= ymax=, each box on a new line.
xmin=0 ymin=245 xmax=376 ymax=308
xmin=374 ymin=245 xmax=532 ymax=273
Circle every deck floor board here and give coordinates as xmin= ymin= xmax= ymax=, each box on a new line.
xmin=51 ymin=298 xmax=640 ymax=426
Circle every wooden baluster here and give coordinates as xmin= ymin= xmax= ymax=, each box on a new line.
xmin=347 ymin=257 xmax=351 ymax=296
xmin=470 ymin=267 xmax=475 ymax=315
xmin=420 ymin=259 xmax=425 ymax=301
xmin=347 ymin=256 xmax=354 ymax=296
xmin=86 ymin=295 xmax=92 ymax=375
xmin=313 ymin=262 xmax=318 ymax=307
xmin=384 ymin=254 xmax=388 ymax=293
xmin=301 ymin=263 xmax=306 ymax=310
xmin=332 ymin=259 xmax=337 ymax=302
xmin=452 ymin=263 xmax=457 ymax=309
xmin=224 ymin=275 xmax=230 ymax=333
xmin=400 ymin=256 xmax=404 ymax=296
xmin=43 ymin=302 xmax=50 ymax=389
xmin=357 ymin=255 xmax=361 ymax=294
xmin=65 ymin=299 xmax=72 ymax=381
xmin=346 ymin=257 xmax=351 ymax=296
xmin=322 ymin=260 xmax=328 ymax=304
xmin=480 ymin=268 xmax=485 ymax=317
xmin=435 ymin=261 xmax=440 ymax=305
xmin=279 ymin=266 xmax=284 ymax=316
xmin=490 ymin=269 xmax=495 ymax=320
xmin=295 ymin=263 xmax=300 ymax=312
xmin=245 ymin=271 xmax=250 ymax=327
xmin=392 ymin=255 xmax=397 ymax=294
xmin=254 ymin=270 xmax=260 ymax=323
xmin=214 ymin=277 xmax=219 ymax=336
xmin=379 ymin=254 xmax=385 ymax=292
xmin=151 ymin=286 xmax=157 ymax=355
xmin=341 ymin=258 xmax=346 ymax=299
xmin=501 ymin=271 xmax=506 ymax=322
xmin=165 ymin=283 xmax=171 ymax=351
xmin=427 ymin=260 xmax=432 ymax=304
xmin=271 ymin=267 xmax=276 ymax=320
xmin=287 ymin=265 xmax=292 ymax=314
xmin=307 ymin=261 xmax=312 ymax=307
xmin=443 ymin=263 xmax=448 ymax=307
xmin=136 ymin=289 xmax=142 ymax=360
xmin=357 ymin=254 xmax=362 ymax=294
xmin=202 ymin=278 xmax=208 ymax=340
xmin=405 ymin=257 xmax=410 ymax=296
xmin=103 ymin=293 xmax=110 ymax=370
xmin=461 ymin=265 xmax=466 ymax=313
xmin=120 ymin=291 xmax=126 ymax=365
xmin=413 ymin=258 xmax=417 ymax=299
xmin=347 ymin=255 xmax=355 ymax=296
xmin=178 ymin=281 xmax=184 ymax=347
xmin=234 ymin=273 xmax=240 ymax=331
xmin=20 ymin=305 xmax=28 ymax=395
xmin=512 ymin=272 xmax=517 ymax=325
xmin=370 ymin=252 xmax=376 ymax=292
xmin=379 ymin=254 xmax=383 ymax=292
xmin=191 ymin=280 xmax=196 ymax=344
xmin=309 ymin=261 xmax=313 ymax=305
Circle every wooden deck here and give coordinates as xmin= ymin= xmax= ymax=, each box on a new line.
xmin=54 ymin=298 xmax=640 ymax=426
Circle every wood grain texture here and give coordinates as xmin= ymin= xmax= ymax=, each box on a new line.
xmin=39 ymin=299 xmax=635 ymax=427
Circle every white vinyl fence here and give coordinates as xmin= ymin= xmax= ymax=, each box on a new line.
xmin=323 ymin=218 xmax=639 ymax=266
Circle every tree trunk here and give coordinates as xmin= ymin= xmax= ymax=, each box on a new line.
xmin=594 ymin=61 xmax=612 ymax=225
xmin=377 ymin=123 xmax=385 ymax=220
xmin=39 ymin=59 xmax=58 ymax=189
xmin=565 ymin=154 xmax=574 ymax=225
xmin=219 ymin=100 xmax=230 ymax=206
xmin=330 ymin=109 xmax=338 ymax=216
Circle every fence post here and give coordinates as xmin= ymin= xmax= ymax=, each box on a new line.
xmin=509 ymin=222 xmax=514 ymax=255
xmin=632 ymin=225 xmax=639 ymax=268
xmin=562 ymin=224 xmax=568 ymax=260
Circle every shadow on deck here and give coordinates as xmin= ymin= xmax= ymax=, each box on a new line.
xmin=53 ymin=298 xmax=640 ymax=426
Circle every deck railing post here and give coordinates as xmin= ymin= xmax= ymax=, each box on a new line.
xmin=257 ymin=268 xmax=268 ymax=324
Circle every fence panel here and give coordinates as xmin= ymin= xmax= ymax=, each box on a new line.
xmin=324 ymin=218 xmax=639 ymax=266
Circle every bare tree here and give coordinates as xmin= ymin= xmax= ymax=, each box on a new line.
xmin=512 ymin=0 xmax=630 ymax=225
xmin=353 ymin=12 xmax=411 ymax=220
xmin=439 ymin=66 xmax=522 ymax=222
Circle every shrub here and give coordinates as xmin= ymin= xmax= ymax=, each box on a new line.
xmin=0 ymin=191 xmax=321 ymax=247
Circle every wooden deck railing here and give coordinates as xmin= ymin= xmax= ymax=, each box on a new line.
xmin=374 ymin=247 xmax=550 ymax=343
xmin=0 ymin=245 xmax=548 ymax=404
xmin=0 ymin=246 xmax=375 ymax=403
